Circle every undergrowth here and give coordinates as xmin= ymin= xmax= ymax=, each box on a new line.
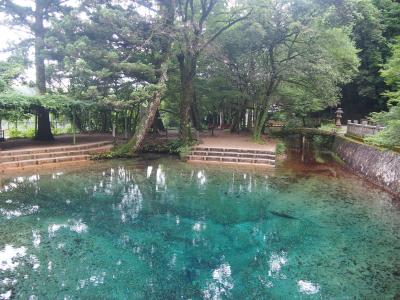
xmin=92 ymin=138 xmax=196 ymax=160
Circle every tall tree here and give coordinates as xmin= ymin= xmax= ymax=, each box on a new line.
xmin=366 ymin=36 xmax=400 ymax=147
xmin=129 ymin=0 xmax=176 ymax=152
xmin=175 ymin=0 xmax=249 ymax=141
xmin=240 ymin=0 xmax=359 ymax=139
xmin=54 ymin=0 xmax=177 ymax=152
xmin=0 ymin=0 xmax=72 ymax=140
xmin=342 ymin=0 xmax=400 ymax=120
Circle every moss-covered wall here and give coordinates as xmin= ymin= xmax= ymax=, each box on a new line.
xmin=333 ymin=136 xmax=400 ymax=196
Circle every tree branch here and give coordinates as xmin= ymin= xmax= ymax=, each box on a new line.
xmin=0 ymin=0 xmax=34 ymax=28
xmin=198 ymin=10 xmax=252 ymax=54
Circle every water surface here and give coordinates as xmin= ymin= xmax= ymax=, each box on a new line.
xmin=0 ymin=156 xmax=399 ymax=299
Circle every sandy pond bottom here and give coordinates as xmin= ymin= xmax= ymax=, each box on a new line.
xmin=0 ymin=155 xmax=399 ymax=299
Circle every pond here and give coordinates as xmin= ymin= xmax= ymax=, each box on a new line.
xmin=0 ymin=156 xmax=399 ymax=299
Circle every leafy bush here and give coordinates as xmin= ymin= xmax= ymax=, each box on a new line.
xmin=275 ymin=141 xmax=286 ymax=155
xmin=53 ymin=125 xmax=73 ymax=135
xmin=365 ymin=118 xmax=400 ymax=148
xmin=319 ymin=122 xmax=337 ymax=132
xmin=7 ymin=127 xmax=35 ymax=138
xmin=366 ymin=37 xmax=400 ymax=148
xmin=165 ymin=139 xmax=196 ymax=158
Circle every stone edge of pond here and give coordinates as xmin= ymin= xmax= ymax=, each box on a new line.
xmin=333 ymin=135 xmax=400 ymax=197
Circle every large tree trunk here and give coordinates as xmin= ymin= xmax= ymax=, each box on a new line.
xmin=230 ymin=100 xmax=247 ymax=133
xmin=253 ymin=75 xmax=278 ymax=140
xmin=179 ymin=76 xmax=193 ymax=140
xmin=190 ymin=90 xmax=201 ymax=130
xmin=75 ymin=112 xmax=85 ymax=132
xmin=128 ymin=0 xmax=175 ymax=153
xmin=101 ymin=111 xmax=109 ymax=133
xmin=34 ymin=0 xmax=54 ymax=141
xmin=178 ymin=52 xmax=196 ymax=142
xmin=129 ymin=64 xmax=170 ymax=152
xmin=152 ymin=110 xmax=165 ymax=131
xmin=253 ymin=108 xmax=269 ymax=140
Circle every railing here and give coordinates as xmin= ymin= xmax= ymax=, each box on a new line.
xmin=346 ymin=120 xmax=385 ymax=138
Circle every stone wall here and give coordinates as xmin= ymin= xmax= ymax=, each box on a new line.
xmin=333 ymin=136 xmax=400 ymax=196
xmin=346 ymin=120 xmax=385 ymax=138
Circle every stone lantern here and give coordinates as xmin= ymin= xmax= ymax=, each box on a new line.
xmin=335 ymin=107 xmax=344 ymax=127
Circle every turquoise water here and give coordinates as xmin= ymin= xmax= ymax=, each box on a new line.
xmin=0 ymin=156 xmax=399 ymax=299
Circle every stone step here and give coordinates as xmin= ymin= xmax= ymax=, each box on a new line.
xmin=0 ymin=155 xmax=91 ymax=169
xmin=0 ymin=141 xmax=113 ymax=157
xmin=188 ymin=155 xmax=275 ymax=166
xmin=192 ymin=146 xmax=275 ymax=155
xmin=0 ymin=146 xmax=112 ymax=163
xmin=189 ymin=150 xmax=275 ymax=159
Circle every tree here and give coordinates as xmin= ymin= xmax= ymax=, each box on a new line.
xmin=342 ymin=0 xmax=400 ymax=120
xmin=0 ymin=55 xmax=27 ymax=128
xmin=128 ymin=0 xmax=176 ymax=152
xmin=0 ymin=0 xmax=74 ymax=140
xmin=51 ymin=0 xmax=160 ymax=133
xmin=205 ymin=20 xmax=264 ymax=133
xmin=235 ymin=0 xmax=359 ymax=140
xmin=49 ymin=0 xmax=176 ymax=151
xmin=366 ymin=36 xmax=400 ymax=147
xmin=175 ymin=0 xmax=250 ymax=141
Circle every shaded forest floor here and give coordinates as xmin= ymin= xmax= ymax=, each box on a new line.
xmin=0 ymin=133 xmax=115 ymax=151
xmin=0 ymin=130 xmax=277 ymax=153
xmin=199 ymin=129 xmax=276 ymax=151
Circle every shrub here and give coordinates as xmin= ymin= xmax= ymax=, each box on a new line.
xmin=275 ymin=141 xmax=286 ymax=155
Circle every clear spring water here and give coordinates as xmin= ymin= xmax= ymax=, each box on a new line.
xmin=0 ymin=156 xmax=399 ymax=299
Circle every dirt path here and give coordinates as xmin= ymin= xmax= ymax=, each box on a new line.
xmin=199 ymin=130 xmax=276 ymax=151
xmin=0 ymin=134 xmax=115 ymax=151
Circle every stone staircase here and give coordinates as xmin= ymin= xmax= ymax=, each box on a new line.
xmin=188 ymin=146 xmax=276 ymax=166
xmin=0 ymin=141 xmax=113 ymax=172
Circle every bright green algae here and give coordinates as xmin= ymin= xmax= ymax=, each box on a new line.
xmin=0 ymin=156 xmax=399 ymax=299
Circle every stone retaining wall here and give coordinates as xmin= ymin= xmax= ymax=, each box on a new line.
xmin=333 ymin=136 xmax=400 ymax=196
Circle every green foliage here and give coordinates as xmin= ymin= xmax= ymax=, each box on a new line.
xmin=94 ymin=138 xmax=195 ymax=160
xmin=0 ymin=0 xmax=397 ymax=151
xmin=365 ymin=119 xmax=400 ymax=147
xmin=275 ymin=141 xmax=286 ymax=155
xmin=7 ymin=128 xmax=35 ymax=139
xmin=52 ymin=125 xmax=73 ymax=135
xmin=165 ymin=139 xmax=196 ymax=158
xmin=319 ymin=122 xmax=338 ymax=132
xmin=340 ymin=0 xmax=400 ymax=117
xmin=366 ymin=37 xmax=400 ymax=148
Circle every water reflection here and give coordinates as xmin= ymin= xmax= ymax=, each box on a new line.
xmin=197 ymin=170 xmax=206 ymax=186
xmin=297 ymin=280 xmax=320 ymax=295
xmin=48 ymin=219 xmax=88 ymax=237
xmin=117 ymin=184 xmax=143 ymax=223
xmin=0 ymin=157 xmax=398 ymax=298
xmin=77 ymin=271 xmax=107 ymax=290
xmin=204 ymin=263 xmax=234 ymax=299
xmin=0 ymin=290 xmax=11 ymax=300
xmin=268 ymin=251 xmax=287 ymax=279
xmin=0 ymin=204 xmax=39 ymax=219
xmin=51 ymin=172 xmax=64 ymax=179
xmin=0 ymin=245 xmax=27 ymax=271
xmin=192 ymin=221 xmax=206 ymax=232
xmin=32 ymin=230 xmax=41 ymax=248
xmin=0 ymin=174 xmax=41 ymax=195
xmin=156 ymin=165 xmax=166 ymax=191
xmin=147 ymin=166 xmax=153 ymax=178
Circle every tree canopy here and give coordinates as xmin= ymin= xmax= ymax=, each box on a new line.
xmin=0 ymin=0 xmax=399 ymax=148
